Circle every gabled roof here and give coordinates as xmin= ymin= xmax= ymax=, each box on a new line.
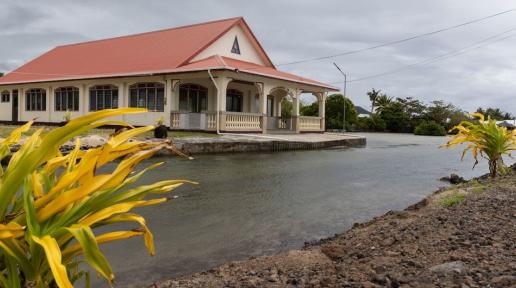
xmin=0 ymin=17 xmax=336 ymax=90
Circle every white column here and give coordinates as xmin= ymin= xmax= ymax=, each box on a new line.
xmin=118 ymin=83 xmax=126 ymax=107
xmin=19 ymin=88 xmax=24 ymax=122
xmin=164 ymin=79 xmax=172 ymax=127
xmin=317 ymin=92 xmax=326 ymax=131
xmin=291 ymin=88 xmax=301 ymax=133
xmin=214 ymin=76 xmax=231 ymax=130
xmin=171 ymin=80 xmax=180 ymax=111
xmin=274 ymin=95 xmax=282 ymax=117
xmin=257 ymin=83 xmax=271 ymax=133
xmin=46 ymin=87 xmax=52 ymax=122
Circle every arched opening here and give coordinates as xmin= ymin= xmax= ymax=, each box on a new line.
xmin=89 ymin=85 xmax=118 ymax=111
xmin=300 ymin=93 xmax=319 ymax=117
xmin=54 ymin=86 xmax=79 ymax=111
xmin=25 ymin=88 xmax=46 ymax=111
xmin=268 ymin=87 xmax=292 ymax=131
xmin=129 ymin=82 xmax=165 ymax=112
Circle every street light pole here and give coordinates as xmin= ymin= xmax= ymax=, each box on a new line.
xmin=333 ymin=62 xmax=347 ymax=132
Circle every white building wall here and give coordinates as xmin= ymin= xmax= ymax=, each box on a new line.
xmin=191 ymin=25 xmax=267 ymax=66
xmin=0 ymin=89 xmax=13 ymax=121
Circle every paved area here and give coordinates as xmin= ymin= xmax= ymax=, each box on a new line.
xmin=172 ymin=133 xmax=367 ymax=154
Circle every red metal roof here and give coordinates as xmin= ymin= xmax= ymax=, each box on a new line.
xmin=0 ymin=17 xmax=336 ymax=90
xmin=178 ymin=56 xmax=337 ymax=90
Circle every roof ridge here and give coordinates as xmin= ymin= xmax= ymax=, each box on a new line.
xmin=215 ymin=55 xmax=229 ymax=67
xmin=57 ymin=16 xmax=243 ymax=48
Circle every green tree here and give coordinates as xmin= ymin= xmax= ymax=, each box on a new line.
xmin=325 ymin=94 xmax=357 ymax=130
xmin=379 ymin=101 xmax=410 ymax=132
xmin=280 ymin=97 xmax=292 ymax=118
xmin=425 ymin=100 xmax=454 ymax=125
xmin=367 ymin=88 xmax=381 ymax=114
xmin=300 ymin=100 xmax=319 ymax=116
xmin=397 ymin=97 xmax=426 ymax=131
xmin=374 ymin=94 xmax=393 ymax=114
xmin=476 ymin=107 xmax=514 ymax=120
xmin=0 ymin=72 xmax=3 ymax=77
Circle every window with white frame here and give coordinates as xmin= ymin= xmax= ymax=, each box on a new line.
xmin=55 ymin=87 xmax=79 ymax=111
xmin=89 ymin=85 xmax=118 ymax=111
xmin=129 ymin=83 xmax=165 ymax=112
xmin=1 ymin=90 xmax=9 ymax=103
xmin=179 ymin=84 xmax=207 ymax=113
xmin=25 ymin=88 xmax=46 ymax=111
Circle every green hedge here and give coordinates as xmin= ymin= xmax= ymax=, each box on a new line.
xmin=414 ymin=121 xmax=447 ymax=136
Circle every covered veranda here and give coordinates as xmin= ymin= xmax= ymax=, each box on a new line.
xmin=169 ymin=69 xmax=332 ymax=133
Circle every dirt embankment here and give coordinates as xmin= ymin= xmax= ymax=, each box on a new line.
xmin=151 ymin=167 xmax=516 ymax=288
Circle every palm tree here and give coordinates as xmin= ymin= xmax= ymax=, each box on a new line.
xmin=367 ymin=88 xmax=381 ymax=114
xmin=374 ymin=94 xmax=393 ymax=114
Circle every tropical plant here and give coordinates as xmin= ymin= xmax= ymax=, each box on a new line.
xmin=0 ymin=108 xmax=191 ymax=287
xmin=372 ymin=94 xmax=392 ymax=114
xmin=442 ymin=113 xmax=516 ymax=177
xmin=367 ymin=88 xmax=381 ymax=114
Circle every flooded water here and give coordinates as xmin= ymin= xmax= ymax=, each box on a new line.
xmin=93 ymin=133 xmax=512 ymax=287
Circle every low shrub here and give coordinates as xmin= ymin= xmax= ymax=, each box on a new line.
xmin=356 ymin=115 xmax=386 ymax=132
xmin=414 ymin=121 xmax=447 ymax=136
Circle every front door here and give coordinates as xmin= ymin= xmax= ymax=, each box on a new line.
xmin=12 ymin=90 xmax=18 ymax=122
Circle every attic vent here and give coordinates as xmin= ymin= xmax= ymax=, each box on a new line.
xmin=231 ymin=36 xmax=241 ymax=54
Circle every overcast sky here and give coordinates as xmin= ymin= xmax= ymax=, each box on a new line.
xmin=0 ymin=0 xmax=515 ymax=114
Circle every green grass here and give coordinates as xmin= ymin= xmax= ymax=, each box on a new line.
xmin=440 ymin=193 xmax=466 ymax=207
xmin=0 ymin=125 xmax=219 ymax=140
xmin=469 ymin=179 xmax=485 ymax=194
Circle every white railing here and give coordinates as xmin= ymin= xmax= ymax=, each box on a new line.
xmin=278 ymin=118 xmax=287 ymax=129
xmin=224 ymin=112 xmax=262 ymax=131
xmin=206 ymin=112 xmax=217 ymax=130
xmin=170 ymin=112 xmax=181 ymax=128
xmin=299 ymin=116 xmax=322 ymax=131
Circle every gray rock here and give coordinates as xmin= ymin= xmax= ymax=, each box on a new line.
xmin=429 ymin=261 xmax=467 ymax=276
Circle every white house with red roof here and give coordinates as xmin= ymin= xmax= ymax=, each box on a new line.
xmin=0 ymin=17 xmax=337 ymax=133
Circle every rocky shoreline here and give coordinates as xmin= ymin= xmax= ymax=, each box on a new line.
xmin=150 ymin=165 xmax=516 ymax=288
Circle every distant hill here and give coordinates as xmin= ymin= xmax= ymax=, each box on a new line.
xmin=355 ymin=106 xmax=371 ymax=115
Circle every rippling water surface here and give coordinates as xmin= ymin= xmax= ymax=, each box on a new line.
xmin=92 ymin=133 xmax=512 ymax=287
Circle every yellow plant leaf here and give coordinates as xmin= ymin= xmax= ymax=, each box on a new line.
xmin=0 ymin=222 xmax=25 ymax=239
xmin=102 ymin=213 xmax=156 ymax=256
xmin=32 ymin=235 xmax=73 ymax=288
xmin=65 ymin=225 xmax=114 ymax=282
xmin=32 ymin=171 xmax=44 ymax=198
xmin=62 ymin=230 xmax=143 ymax=259
xmin=80 ymin=198 xmax=167 ymax=226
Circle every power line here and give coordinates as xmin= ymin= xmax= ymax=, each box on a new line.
xmin=276 ymin=8 xmax=515 ymax=66
xmin=335 ymin=27 xmax=516 ymax=83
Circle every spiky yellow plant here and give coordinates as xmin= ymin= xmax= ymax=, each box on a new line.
xmin=0 ymin=108 xmax=192 ymax=287
xmin=442 ymin=113 xmax=516 ymax=177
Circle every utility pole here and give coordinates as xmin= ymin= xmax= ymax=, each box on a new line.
xmin=333 ymin=62 xmax=347 ymax=132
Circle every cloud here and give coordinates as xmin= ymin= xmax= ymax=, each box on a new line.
xmin=0 ymin=0 xmax=514 ymax=114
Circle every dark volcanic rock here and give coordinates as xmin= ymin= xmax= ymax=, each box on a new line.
xmin=440 ymin=173 xmax=467 ymax=184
